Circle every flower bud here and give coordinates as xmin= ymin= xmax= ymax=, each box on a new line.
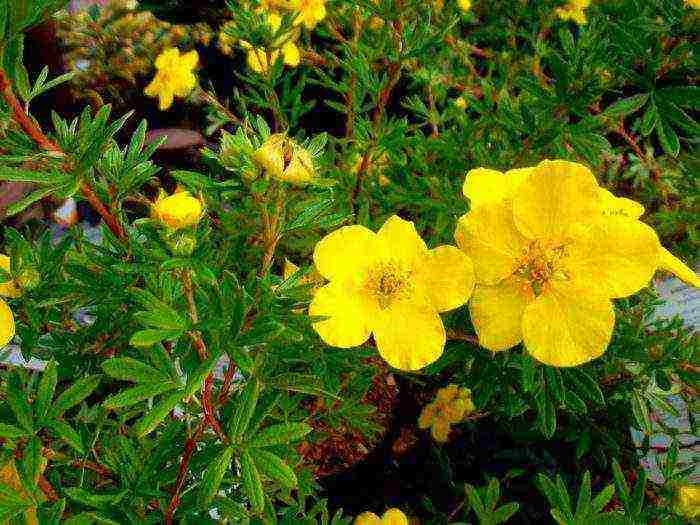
xmin=152 ymin=190 xmax=204 ymax=230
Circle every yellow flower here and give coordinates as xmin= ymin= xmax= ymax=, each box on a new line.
xmin=355 ymin=508 xmax=409 ymax=525
xmin=457 ymin=0 xmax=471 ymax=11
xmin=419 ymin=384 xmax=474 ymax=442
xmin=555 ymin=0 xmax=591 ymax=25
xmin=293 ymin=0 xmax=327 ymax=29
xmin=240 ymin=13 xmax=301 ymax=73
xmin=456 ymin=160 xmax=699 ymax=367
xmin=254 ymin=134 xmax=316 ymax=185
xmin=454 ymin=96 xmax=468 ymax=109
xmin=144 ymin=48 xmax=198 ymax=111
xmin=675 ymin=484 xmax=700 ymax=519
xmin=686 ymin=0 xmax=700 ymax=8
xmin=0 ymin=255 xmax=19 ymax=349
xmin=151 ymin=190 xmax=204 ymax=230
xmin=310 ymin=216 xmax=475 ymax=371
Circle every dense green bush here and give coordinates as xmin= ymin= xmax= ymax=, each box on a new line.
xmin=0 ymin=0 xmax=698 ymax=523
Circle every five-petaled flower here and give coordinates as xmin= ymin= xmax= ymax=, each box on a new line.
xmin=354 ymin=508 xmax=408 ymax=525
xmin=418 ymin=384 xmax=475 ymax=442
xmin=309 ymin=215 xmax=475 ymax=371
xmin=0 ymin=255 xmax=21 ymax=349
xmin=145 ymin=48 xmax=198 ymax=111
xmin=152 ymin=189 xmax=204 ymax=230
xmin=456 ymin=159 xmax=699 ymax=367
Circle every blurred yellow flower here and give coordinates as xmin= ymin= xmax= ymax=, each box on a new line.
xmin=458 ymin=0 xmax=471 ymax=11
xmin=675 ymin=484 xmax=700 ymax=519
xmin=0 ymin=255 xmax=19 ymax=349
xmin=152 ymin=190 xmax=204 ymax=230
xmin=310 ymin=215 xmax=475 ymax=370
xmin=355 ymin=508 xmax=409 ymax=525
xmin=685 ymin=0 xmax=700 ymax=8
xmin=418 ymin=384 xmax=475 ymax=442
xmin=254 ymin=134 xmax=316 ymax=185
xmin=454 ymin=96 xmax=468 ymax=109
xmin=456 ymin=159 xmax=699 ymax=367
xmin=293 ymin=0 xmax=327 ymax=29
xmin=555 ymin=0 xmax=590 ymax=24
xmin=144 ymin=48 xmax=198 ymax=110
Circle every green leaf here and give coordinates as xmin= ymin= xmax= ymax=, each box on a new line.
xmin=6 ymin=373 xmax=33 ymax=432
xmin=465 ymin=484 xmax=486 ymax=515
xmin=48 ymin=375 xmax=101 ymax=419
xmin=247 ymin=422 xmax=311 ymax=448
xmin=591 ymin=484 xmax=615 ymax=514
xmin=575 ymin=471 xmax=591 ymax=518
xmin=21 ymin=437 xmax=44 ymax=486
xmin=0 ymin=423 xmax=28 ymax=439
xmin=253 ymin=450 xmax=297 ymax=489
xmin=129 ymin=329 xmax=182 ymax=348
xmin=601 ymin=93 xmax=649 ymax=118
xmin=6 ymin=186 xmax=57 ymax=217
xmin=228 ymin=377 xmax=260 ymax=440
xmin=656 ymin=117 xmax=680 ymax=157
xmin=103 ymin=382 xmax=178 ymax=410
xmin=183 ymin=356 xmax=217 ymax=398
xmin=45 ymin=420 xmax=84 ymax=454
xmin=630 ymin=391 xmax=652 ymax=434
xmin=101 ymin=358 xmax=170 ymax=383
xmin=629 ymin=468 xmax=646 ymax=516
xmin=133 ymin=390 xmax=182 ymax=437
xmin=199 ymin=446 xmax=234 ymax=508
xmin=35 ymin=360 xmax=57 ymax=421
xmin=492 ymin=503 xmax=519 ymax=524
xmin=565 ymin=369 xmax=604 ymax=406
xmin=64 ymin=488 xmax=127 ymax=510
xmin=267 ymin=373 xmax=339 ymax=398
xmin=611 ymin=459 xmax=630 ymax=507
xmin=239 ymin=450 xmax=265 ymax=513
xmin=545 ymin=368 xmax=565 ymax=406
xmin=640 ymin=103 xmax=658 ymax=136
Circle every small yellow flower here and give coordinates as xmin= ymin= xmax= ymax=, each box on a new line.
xmin=240 ymin=13 xmax=301 ymax=73
xmin=0 ymin=255 xmax=19 ymax=349
xmin=456 ymin=160 xmax=699 ymax=367
xmin=555 ymin=0 xmax=591 ymax=25
xmin=419 ymin=384 xmax=475 ymax=442
xmin=293 ymin=0 xmax=327 ymax=29
xmin=309 ymin=216 xmax=475 ymax=370
xmin=675 ymin=484 xmax=700 ymax=519
xmin=457 ymin=0 xmax=471 ymax=12
xmin=454 ymin=96 xmax=468 ymax=109
xmin=254 ymin=134 xmax=316 ymax=185
xmin=354 ymin=508 xmax=409 ymax=525
xmin=151 ymin=190 xmax=204 ymax=230
xmin=144 ymin=48 xmax=198 ymax=110
xmin=686 ymin=0 xmax=700 ymax=8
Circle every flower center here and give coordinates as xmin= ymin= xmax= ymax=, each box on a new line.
xmin=514 ymin=241 xmax=568 ymax=294
xmin=364 ymin=260 xmax=412 ymax=309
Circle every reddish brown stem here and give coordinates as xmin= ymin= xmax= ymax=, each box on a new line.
xmin=164 ymin=423 xmax=204 ymax=525
xmin=218 ymin=358 xmax=238 ymax=405
xmin=203 ymin=373 xmax=228 ymax=443
xmin=80 ymin=183 xmax=126 ymax=239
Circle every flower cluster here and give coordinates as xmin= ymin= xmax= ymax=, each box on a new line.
xmin=456 ymin=160 xmax=699 ymax=367
xmin=309 ymin=160 xmax=698 ymax=371
xmin=418 ymin=384 xmax=475 ymax=442
xmin=354 ymin=508 xmax=408 ymax=525
xmin=555 ymin=0 xmax=591 ymax=25
xmin=0 ymin=255 xmax=20 ymax=349
xmin=144 ymin=48 xmax=199 ymax=110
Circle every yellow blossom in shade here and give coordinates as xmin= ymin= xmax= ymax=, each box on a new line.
xmin=144 ymin=48 xmax=198 ymax=111
xmin=418 ymin=384 xmax=475 ymax=442
xmin=555 ymin=0 xmax=591 ymax=25
xmin=0 ymin=255 xmax=18 ymax=349
xmin=310 ymin=216 xmax=475 ymax=371
xmin=293 ymin=0 xmax=327 ymax=29
xmin=686 ymin=0 xmax=700 ymax=8
xmin=675 ymin=484 xmax=700 ymax=519
xmin=254 ymin=134 xmax=316 ymax=185
xmin=457 ymin=0 xmax=471 ymax=11
xmin=455 ymin=159 xmax=699 ymax=367
xmin=151 ymin=190 xmax=204 ymax=230
xmin=354 ymin=508 xmax=409 ymax=525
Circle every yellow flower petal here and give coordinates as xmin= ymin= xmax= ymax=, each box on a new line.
xmin=512 ymin=160 xmax=601 ymax=241
xmin=455 ymin=205 xmax=528 ymax=285
xmin=415 ymin=245 xmax=474 ymax=312
xmin=522 ymin=282 xmax=614 ymax=367
xmin=152 ymin=191 xmax=203 ymax=229
xmin=281 ymin=41 xmax=300 ymax=67
xmin=564 ymin=217 xmax=660 ymax=298
xmin=376 ymin=215 xmax=427 ymax=267
xmin=154 ymin=47 xmax=180 ymax=69
xmin=372 ymin=296 xmax=445 ymax=371
xmin=462 ymin=168 xmax=507 ymax=206
xmin=0 ymin=299 xmax=15 ymax=348
xmin=354 ymin=512 xmax=382 ymax=525
xmin=181 ymin=50 xmax=199 ymax=71
xmin=0 ymin=255 xmax=20 ymax=299
xmin=658 ymin=247 xmax=700 ymax=287
xmin=382 ymin=508 xmax=409 ymax=525
xmin=469 ymin=277 xmax=533 ymax=352
xmin=309 ymin=281 xmax=374 ymax=348
xmin=313 ymin=225 xmax=379 ymax=281
xmin=599 ymin=188 xmax=644 ymax=220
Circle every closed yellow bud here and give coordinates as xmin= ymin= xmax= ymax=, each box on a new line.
xmin=152 ymin=190 xmax=203 ymax=230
